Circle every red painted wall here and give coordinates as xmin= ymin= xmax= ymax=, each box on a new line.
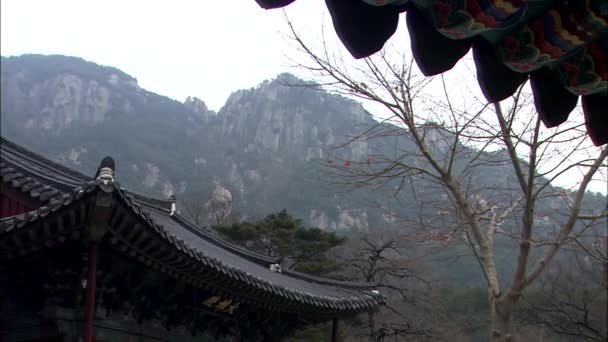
xmin=0 ymin=185 xmax=42 ymax=218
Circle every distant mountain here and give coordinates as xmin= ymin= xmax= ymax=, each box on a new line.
xmin=2 ymin=54 xmax=605 ymax=285
xmin=0 ymin=54 xmax=396 ymax=230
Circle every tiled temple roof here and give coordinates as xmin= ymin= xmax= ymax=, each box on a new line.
xmin=0 ymin=137 xmax=385 ymax=316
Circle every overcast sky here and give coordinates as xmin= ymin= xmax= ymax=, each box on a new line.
xmin=1 ymin=0 xmax=342 ymax=111
xmin=1 ymin=1 xmax=605 ymax=193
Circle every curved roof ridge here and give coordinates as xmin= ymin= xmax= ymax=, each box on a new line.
xmin=0 ymin=137 xmax=92 ymax=183
xmin=111 ymin=190 xmax=385 ymax=310
xmin=115 ymin=192 xmax=379 ymax=291
xmin=0 ymin=179 xmax=100 ymax=233
xmin=124 ymin=191 xmax=174 ymax=212
xmin=1 ymin=137 xmax=385 ymax=309
xmin=0 ymin=136 xmax=93 ymax=192
xmin=1 ymin=179 xmax=254 ymax=264
xmin=1 ymin=162 xmax=75 ymax=194
xmin=168 ymin=212 xmax=279 ymax=265
xmin=282 ymin=269 xmax=379 ymax=289
xmin=161 ymin=209 xmax=379 ymax=289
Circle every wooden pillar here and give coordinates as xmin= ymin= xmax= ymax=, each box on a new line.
xmin=82 ymin=157 xmax=115 ymax=342
xmin=82 ymin=242 xmax=99 ymax=342
xmin=331 ymin=318 xmax=339 ymax=342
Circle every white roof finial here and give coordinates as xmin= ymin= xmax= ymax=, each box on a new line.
xmin=169 ymin=194 xmax=176 ymax=216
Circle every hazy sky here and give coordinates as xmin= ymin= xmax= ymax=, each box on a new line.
xmin=1 ymin=0 xmax=343 ymax=111
xmin=1 ymin=1 xmax=605 ymax=193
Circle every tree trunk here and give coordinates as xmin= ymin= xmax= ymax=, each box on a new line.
xmin=490 ymin=297 xmax=515 ymax=342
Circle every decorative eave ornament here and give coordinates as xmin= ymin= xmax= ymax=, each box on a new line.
xmin=90 ymin=156 xmax=115 ymax=240
xmin=95 ymin=156 xmax=115 ymax=193
xmin=253 ymin=0 xmax=608 ymax=145
xmin=169 ymin=194 xmax=177 ymax=216
xmin=0 ymin=137 xmax=387 ymax=319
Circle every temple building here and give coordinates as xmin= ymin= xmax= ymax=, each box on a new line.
xmin=0 ymin=137 xmax=384 ymax=341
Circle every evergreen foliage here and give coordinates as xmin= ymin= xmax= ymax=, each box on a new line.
xmin=214 ymin=210 xmax=344 ymax=275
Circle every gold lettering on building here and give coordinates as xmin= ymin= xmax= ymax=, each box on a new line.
xmin=202 ymin=295 xmax=240 ymax=315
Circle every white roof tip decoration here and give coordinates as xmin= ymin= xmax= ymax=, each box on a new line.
xmin=169 ymin=194 xmax=177 ymax=216
xmin=95 ymin=156 xmax=115 ymax=185
xmin=97 ymin=167 xmax=114 ymax=184
xmin=0 ymin=136 xmax=387 ymax=313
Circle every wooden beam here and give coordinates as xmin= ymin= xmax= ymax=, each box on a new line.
xmin=82 ymin=188 xmax=113 ymax=341
xmin=331 ymin=318 xmax=339 ymax=342
xmin=0 ymin=185 xmax=43 ymax=218
xmin=83 ymin=241 xmax=99 ymax=342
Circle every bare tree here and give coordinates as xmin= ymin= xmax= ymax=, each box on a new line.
xmin=519 ymin=250 xmax=607 ymax=341
xmin=335 ymin=231 xmax=431 ymax=341
xmin=285 ymin=18 xmax=608 ymax=342
xmin=182 ymin=196 xmax=208 ymax=226
xmin=518 ymin=216 xmax=607 ymax=341
xmin=181 ymin=186 xmax=236 ymax=227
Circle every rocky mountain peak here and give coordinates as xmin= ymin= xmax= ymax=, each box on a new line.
xmin=269 ymin=73 xmax=316 ymax=87
xmin=1 ymin=55 xmax=392 ymax=231
xmin=4 ymin=54 xmax=575 ymax=235
xmin=184 ymin=96 xmax=211 ymax=115
xmin=0 ymin=54 xmax=200 ymax=134
xmin=1 ymin=54 xmax=138 ymax=86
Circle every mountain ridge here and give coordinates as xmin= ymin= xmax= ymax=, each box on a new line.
xmin=3 ymin=54 xmax=606 ymax=286
xmin=1 ymin=54 xmax=604 ymax=234
xmin=0 ymin=54 xmax=389 ymax=231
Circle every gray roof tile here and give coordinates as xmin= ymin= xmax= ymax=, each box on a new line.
xmin=1 ymin=136 xmax=386 ymax=314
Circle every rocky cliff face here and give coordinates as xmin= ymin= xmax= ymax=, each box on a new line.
xmin=204 ymin=74 xmax=386 ymax=230
xmin=3 ymin=55 xmax=575 ymax=233
xmin=1 ymin=55 xmax=149 ymax=133
xmin=25 ymin=74 xmax=112 ymax=131
xmin=184 ymin=96 xmax=213 ymax=117
xmin=0 ymin=55 xmax=384 ymax=230
xmin=3 ymin=55 xmax=603 ymax=287
xmin=218 ymin=75 xmax=370 ymax=157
